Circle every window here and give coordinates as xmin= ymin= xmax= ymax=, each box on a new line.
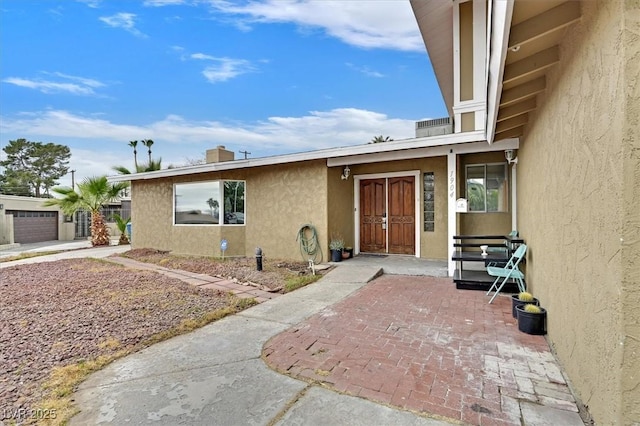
xmin=174 ymin=180 xmax=245 ymax=225
xmin=466 ymin=163 xmax=508 ymax=212
xmin=423 ymin=172 xmax=435 ymax=232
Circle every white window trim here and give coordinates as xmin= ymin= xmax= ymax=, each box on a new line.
xmin=464 ymin=162 xmax=508 ymax=213
xmin=173 ymin=180 xmax=246 ymax=226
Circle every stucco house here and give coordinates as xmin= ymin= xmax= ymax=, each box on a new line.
xmin=111 ymin=0 xmax=638 ymax=424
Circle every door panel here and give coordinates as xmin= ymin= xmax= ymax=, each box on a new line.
xmin=360 ymin=179 xmax=386 ymax=253
xmin=388 ymin=177 xmax=415 ymax=255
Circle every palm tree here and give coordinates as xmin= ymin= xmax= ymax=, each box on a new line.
xmin=206 ymin=197 xmax=219 ymax=219
xmin=111 ymin=213 xmax=131 ymax=245
xmin=44 ymin=176 xmax=129 ymax=246
xmin=370 ymin=135 xmax=393 ymax=144
xmin=112 ymin=158 xmax=162 ymax=175
xmin=141 ymin=139 xmax=154 ymax=163
xmin=128 ymin=140 xmax=139 ymax=170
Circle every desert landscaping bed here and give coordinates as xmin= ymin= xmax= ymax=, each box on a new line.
xmin=119 ymin=248 xmax=319 ymax=292
xmin=0 ymin=257 xmax=262 ymax=424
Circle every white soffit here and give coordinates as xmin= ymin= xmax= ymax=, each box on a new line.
xmin=410 ymin=0 xmax=454 ymax=115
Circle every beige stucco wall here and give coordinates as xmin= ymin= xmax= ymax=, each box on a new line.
xmin=131 ymin=160 xmax=329 ymax=261
xmin=458 ymin=152 xmax=512 ymax=236
xmin=351 ymin=156 xmax=448 ymax=260
xmin=327 ymin=166 xmax=355 ymax=251
xmin=517 ymin=1 xmax=639 ymax=424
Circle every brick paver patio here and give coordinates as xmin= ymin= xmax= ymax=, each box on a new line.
xmin=263 ymin=275 xmax=579 ymax=425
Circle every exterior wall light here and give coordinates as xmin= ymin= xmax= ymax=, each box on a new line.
xmin=505 ymin=149 xmax=518 ymax=164
xmin=341 ymin=165 xmax=351 ymax=180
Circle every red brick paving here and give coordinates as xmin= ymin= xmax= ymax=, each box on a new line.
xmin=263 ymin=275 xmax=577 ymax=425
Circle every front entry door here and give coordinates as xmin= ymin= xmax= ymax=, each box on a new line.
xmin=360 ymin=179 xmax=386 ymax=253
xmin=388 ymin=176 xmax=415 ymax=255
xmin=360 ymin=176 xmax=415 ymax=255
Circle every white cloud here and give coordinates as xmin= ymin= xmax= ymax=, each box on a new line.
xmin=209 ymin=0 xmax=423 ymax=52
xmin=77 ymin=0 xmax=101 ymax=8
xmin=190 ymin=54 xmax=256 ymax=83
xmin=143 ymin=0 xmax=186 ymax=6
xmin=345 ymin=62 xmax=385 ymax=78
xmin=2 ymin=73 xmax=106 ymax=96
xmin=99 ymin=13 xmax=147 ymax=38
xmin=0 ymin=108 xmax=416 ymax=158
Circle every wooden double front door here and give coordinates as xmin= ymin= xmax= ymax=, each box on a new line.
xmin=360 ymin=176 xmax=415 ymax=255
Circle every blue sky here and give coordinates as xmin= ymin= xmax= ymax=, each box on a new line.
xmin=0 ymin=0 xmax=446 ymax=188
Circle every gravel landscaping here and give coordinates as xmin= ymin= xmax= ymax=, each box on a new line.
xmin=120 ymin=248 xmax=315 ymax=291
xmin=0 ymin=257 xmax=258 ymax=423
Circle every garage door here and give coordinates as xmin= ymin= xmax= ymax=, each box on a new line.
xmin=7 ymin=210 xmax=58 ymax=243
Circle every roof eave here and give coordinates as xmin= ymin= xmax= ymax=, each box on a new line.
xmin=107 ymin=131 xmax=486 ymax=182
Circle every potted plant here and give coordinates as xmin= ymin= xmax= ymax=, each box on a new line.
xmin=343 ymin=246 xmax=354 ymax=259
xmin=329 ymin=236 xmax=345 ymax=262
xmin=516 ymin=304 xmax=547 ymax=335
xmin=511 ymin=291 xmax=539 ymax=318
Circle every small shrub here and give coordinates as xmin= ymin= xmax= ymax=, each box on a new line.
xmin=518 ymin=291 xmax=534 ymax=302
xmin=523 ymin=304 xmax=542 ymax=313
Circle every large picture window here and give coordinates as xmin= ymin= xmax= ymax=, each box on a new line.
xmin=465 ymin=164 xmax=508 ymax=212
xmin=174 ymin=180 xmax=245 ymax=225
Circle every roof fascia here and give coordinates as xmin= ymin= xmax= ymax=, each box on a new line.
xmin=108 ymin=131 xmax=486 ymax=182
xmin=486 ymin=0 xmax=514 ymax=144
xmin=328 ymin=137 xmax=519 ymax=167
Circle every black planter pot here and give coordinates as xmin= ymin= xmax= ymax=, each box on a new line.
xmin=330 ymin=249 xmax=342 ymax=262
xmin=516 ymin=305 xmax=547 ymax=335
xmin=511 ymin=295 xmax=540 ymax=318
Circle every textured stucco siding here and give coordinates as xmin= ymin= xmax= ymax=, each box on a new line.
xmin=621 ymin=1 xmax=640 ymax=423
xmin=131 ymin=161 xmax=329 ymax=260
xmin=327 ymin=166 xmax=355 ymax=252
xmin=243 ymin=161 xmax=328 ymax=262
xmin=517 ymin=1 xmax=639 ymax=423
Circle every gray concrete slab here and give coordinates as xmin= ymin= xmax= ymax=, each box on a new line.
xmin=520 ymin=401 xmax=585 ymax=426
xmin=276 ymin=386 xmax=455 ymax=426
xmin=340 ymin=255 xmax=447 ymax=277
xmin=79 ymin=316 xmax=291 ymax=386
xmin=0 ymin=244 xmax=130 ymax=268
xmin=71 ymin=358 xmax=307 ymax=426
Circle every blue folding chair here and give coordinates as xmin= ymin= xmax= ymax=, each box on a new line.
xmin=486 ymin=244 xmax=527 ymax=304
xmin=486 ymin=230 xmax=519 ymax=267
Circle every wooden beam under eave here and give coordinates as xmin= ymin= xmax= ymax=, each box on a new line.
xmin=501 ymin=77 xmax=546 ymax=107
xmin=509 ymin=2 xmax=581 ymax=49
xmin=496 ymin=114 xmax=529 ymax=134
xmin=498 ymin=98 xmax=537 ymax=122
xmin=503 ymin=46 xmax=559 ymax=84
xmin=495 ymin=126 xmax=524 ymax=141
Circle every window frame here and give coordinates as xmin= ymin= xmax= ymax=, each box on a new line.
xmin=173 ymin=180 xmax=246 ymax=226
xmin=465 ymin=162 xmax=509 ymax=213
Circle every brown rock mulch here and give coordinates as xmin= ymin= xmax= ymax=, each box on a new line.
xmin=120 ymin=248 xmax=315 ymax=291
xmin=0 ymin=258 xmax=236 ymax=417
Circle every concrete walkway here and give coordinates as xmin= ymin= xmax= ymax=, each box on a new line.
xmin=1 ymin=245 xmax=584 ymax=425
xmin=70 ymin=265 xmax=453 ymax=425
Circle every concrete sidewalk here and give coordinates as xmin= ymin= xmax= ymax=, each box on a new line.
xmin=70 ymin=265 xmax=453 ymax=425
xmin=0 ymin=243 xmax=131 ymax=267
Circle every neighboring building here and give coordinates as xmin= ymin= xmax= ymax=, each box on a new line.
xmin=0 ymin=194 xmax=75 ymax=245
xmin=111 ymin=1 xmax=638 ymax=423
xmin=0 ymin=194 xmax=131 ymax=246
